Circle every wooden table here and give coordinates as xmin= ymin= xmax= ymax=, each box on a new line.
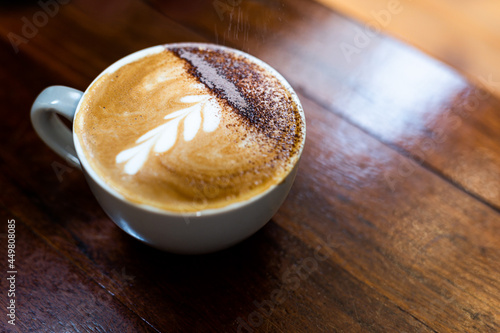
xmin=1 ymin=0 xmax=499 ymax=332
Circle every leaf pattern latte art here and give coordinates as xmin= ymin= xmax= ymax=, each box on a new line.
xmin=116 ymin=95 xmax=221 ymax=175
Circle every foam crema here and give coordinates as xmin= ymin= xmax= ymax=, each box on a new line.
xmin=75 ymin=44 xmax=305 ymax=212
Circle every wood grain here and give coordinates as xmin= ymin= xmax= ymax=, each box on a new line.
xmin=0 ymin=0 xmax=499 ymax=332
xmin=0 ymin=207 xmax=156 ymax=333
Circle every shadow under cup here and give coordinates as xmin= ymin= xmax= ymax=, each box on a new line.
xmin=31 ymin=43 xmax=306 ymax=254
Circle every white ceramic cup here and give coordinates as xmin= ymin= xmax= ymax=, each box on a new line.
xmin=30 ymin=43 xmax=305 ymax=254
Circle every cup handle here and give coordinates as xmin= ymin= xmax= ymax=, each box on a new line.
xmin=30 ymin=86 xmax=84 ymax=169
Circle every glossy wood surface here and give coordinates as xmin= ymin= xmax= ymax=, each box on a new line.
xmin=0 ymin=0 xmax=499 ymax=332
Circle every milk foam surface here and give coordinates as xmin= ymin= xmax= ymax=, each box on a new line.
xmin=75 ymin=45 xmax=304 ymax=212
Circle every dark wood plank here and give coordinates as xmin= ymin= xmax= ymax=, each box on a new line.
xmin=0 ymin=0 xmax=206 ymax=90
xmin=0 ymin=165 xmax=435 ymax=333
xmin=279 ymin=94 xmax=500 ymax=332
xmin=145 ymin=0 xmax=500 ymax=212
xmin=0 ymin=207 xmax=156 ymax=332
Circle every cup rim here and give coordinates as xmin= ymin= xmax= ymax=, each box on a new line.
xmin=73 ymin=42 xmax=306 ymax=217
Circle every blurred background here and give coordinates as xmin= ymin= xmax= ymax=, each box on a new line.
xmin=319 ymin=0 xmax=500 ymax=98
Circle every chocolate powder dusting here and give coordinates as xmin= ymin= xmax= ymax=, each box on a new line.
xmin=171 ymin=46 xmax=303 ymax=159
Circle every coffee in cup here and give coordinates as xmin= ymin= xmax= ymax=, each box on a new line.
xmin=31 ymin=43 xmax=306 ymax=253
xmin=74 ymin=45 xmax=305 ymax=212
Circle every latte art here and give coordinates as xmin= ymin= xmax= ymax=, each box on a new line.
xmin=116 ymin=94 xmax=221 ymax=175
xmin=75 ymin=45 xmax=304 ymax=212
